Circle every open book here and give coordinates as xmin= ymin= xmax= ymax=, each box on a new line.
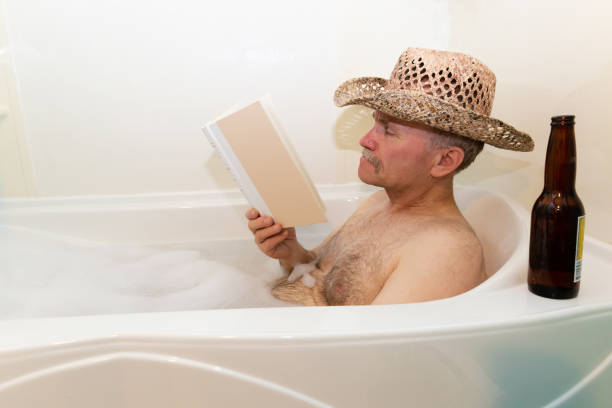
xmin=202 ymin=96 xmax=327 ymax=227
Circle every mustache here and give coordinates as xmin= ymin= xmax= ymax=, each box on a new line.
xmin=362 ymin=149 xmax=381 ymax=171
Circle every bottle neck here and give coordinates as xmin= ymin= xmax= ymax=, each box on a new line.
xmin=544 ymin=120 xmax=577 ymax=192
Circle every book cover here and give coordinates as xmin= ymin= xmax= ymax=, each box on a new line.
xmin=202 ymin=97 xmax=327 ymax=227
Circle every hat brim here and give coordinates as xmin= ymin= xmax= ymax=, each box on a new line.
xmin=334 ymin=77 xmax=534 ymax=152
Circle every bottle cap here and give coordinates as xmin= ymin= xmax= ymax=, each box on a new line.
xmin=551 ymin=115 xmax=575 ymax=125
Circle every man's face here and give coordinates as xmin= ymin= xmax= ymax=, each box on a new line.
xmin=358 ymin=111 xmax=436 ymax=190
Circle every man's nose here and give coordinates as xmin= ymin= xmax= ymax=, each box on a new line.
xmin=359 ymin=128 xmax=377 ymax=150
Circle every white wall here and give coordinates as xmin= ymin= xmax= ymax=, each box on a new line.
xmin=448 ymin=0 xmax=612 ymax=244
xmin=1 ymin=0 xmax=610 ymax=244
xmin=0 ymin=0 xmax=447 ymax=196
xmin=0 ymin=3 xmax=34 ymax=197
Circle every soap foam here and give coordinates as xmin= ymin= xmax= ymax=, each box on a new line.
xmin=287 ymin=260 xmax=318 ymax=288
xmin=0 ymin=226 xmax=300 ymax=319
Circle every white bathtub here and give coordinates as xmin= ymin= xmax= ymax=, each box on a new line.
xmin=0 ymin=184 xmax=610 ymax=407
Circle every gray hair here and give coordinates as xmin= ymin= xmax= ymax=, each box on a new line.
xmin=428 ymin=129 xmax=484 ymax=173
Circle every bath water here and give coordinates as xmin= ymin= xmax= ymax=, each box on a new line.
xmin=0 ymin=226 xmax=323 ymax=319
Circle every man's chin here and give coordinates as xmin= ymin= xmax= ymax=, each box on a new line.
xmin=358 ymin=168 xmax=382 ymax=187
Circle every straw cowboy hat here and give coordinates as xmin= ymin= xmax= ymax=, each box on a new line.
xmin=334 ymin=47 xmax=534 ymax=152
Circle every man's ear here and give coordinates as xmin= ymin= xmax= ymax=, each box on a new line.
xmin=430 ymin=146 xmax=464 ymax=178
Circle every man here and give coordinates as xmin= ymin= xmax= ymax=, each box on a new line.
xmin=246 ymin=48 xmax=533 ymax=306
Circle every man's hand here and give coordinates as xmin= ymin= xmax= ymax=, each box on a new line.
xmin=245 ymin=208 xmax=300 ymax=260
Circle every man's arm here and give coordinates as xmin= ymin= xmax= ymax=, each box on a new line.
xmin=245 ymin=209 xmax=315 ymax=272
xmin=371 ymin=225 xmax=485 ymax=305
xmin=245 ymin=189 xmax=386 ymax=273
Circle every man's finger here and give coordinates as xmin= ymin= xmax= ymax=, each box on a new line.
xmin=261 ymin=229 xmax=289 ymax=252
xmin=248 ymin=216 xmax=274 ymax=234
xmin=245 ymin=208 xmax=260 ymax=220
xmin=254 ymin=223 xmax=283 ymax=244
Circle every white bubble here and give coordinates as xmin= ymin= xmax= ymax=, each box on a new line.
xmin=0 ymin=226 xmax=306 ymax=319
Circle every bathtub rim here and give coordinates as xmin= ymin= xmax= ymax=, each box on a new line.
xmin=0 ymin=183 xmax=378 ymax=213
xmin=0 ymin=283 xmax=610 ymax=356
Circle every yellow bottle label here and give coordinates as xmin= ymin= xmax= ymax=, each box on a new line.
xmin=574 ymin=215 xmax=585 ymax=283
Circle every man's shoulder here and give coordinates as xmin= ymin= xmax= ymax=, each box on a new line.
xmin=396 ymin=215 xmax=484 ymax=273
xmin=372 ymin=215 xmax=486 ymax=304
xmin=418 ymin=216 xmax=480 ymax=243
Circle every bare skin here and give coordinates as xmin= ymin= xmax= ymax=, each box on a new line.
xmin=246 ymin=111 xmax=486 ymax=306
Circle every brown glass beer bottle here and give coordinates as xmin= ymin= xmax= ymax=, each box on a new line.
xmin=528 ymin=115 xmax=585 ymax=299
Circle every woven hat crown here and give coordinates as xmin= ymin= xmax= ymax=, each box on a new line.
xmin=333 ymin=47 xmax=534 ymax=151
xmin=388 ymin=48 xmax=496 ymax=116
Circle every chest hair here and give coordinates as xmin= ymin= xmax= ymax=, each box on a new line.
xmin=318 ymin=212 xmax=411 ymax=305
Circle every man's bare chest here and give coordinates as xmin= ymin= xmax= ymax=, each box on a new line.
xmin=315 ymin=214 xmax=416 ymax=305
